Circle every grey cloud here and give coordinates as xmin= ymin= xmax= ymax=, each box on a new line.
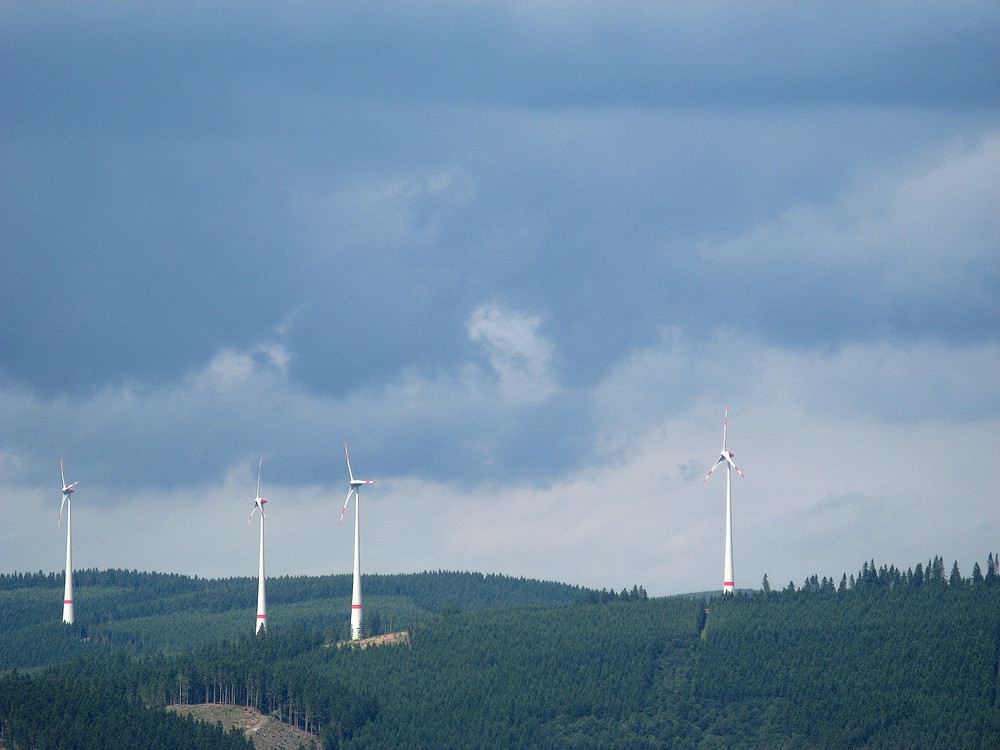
xmin=2 ymin=1 xmax=997 ymax=589
xmin=4 ymin=3 xmax=997 ymax=139
xmin=2 ymin=326 xmax=998 ymax=593
xmin=4 ymin=12 xmax=996 ymax=396
xmin=692 ymin=132 xmax=1000 ymax=347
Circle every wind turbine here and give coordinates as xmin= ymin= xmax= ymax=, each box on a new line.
xmin=247 ymin=457 xmax=268 ymax=633
xmin=339 ymin=442 xmax=375 ymax=641
xmin=703 ymin=406 xmax=745 ymax=595
xmin=58 ymin=460 xmax=79 ymax=624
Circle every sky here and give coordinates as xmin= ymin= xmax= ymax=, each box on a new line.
xmin=1 ymin=1 xmax=998 ymax=597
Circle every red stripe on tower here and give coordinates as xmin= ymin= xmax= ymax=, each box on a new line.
xmin=352 ymin=604 xmax=362 ymax=609
xmin=64 ymin=600 xmax=73 ymax=604
xmin=256 ymin=614 xmax=266 ymax=618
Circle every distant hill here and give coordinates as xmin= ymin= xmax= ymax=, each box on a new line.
xmin=0 ymin=569 xmax=594 ymax=671
xmin=2 ymin=556 xmax=999 ymax=749
xmin=0 ymin=671 xmax=252 ymax=750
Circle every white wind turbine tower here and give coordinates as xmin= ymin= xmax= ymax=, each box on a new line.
xmin=247 ymin=457 xmax=268 ymax=633
xmin=339 ymin=442 xmax=376 ymax=641
xmin=58 ymin=460 xmax=79 ymax=624
xmin=703 ymin=406 xmax=745 ymax=595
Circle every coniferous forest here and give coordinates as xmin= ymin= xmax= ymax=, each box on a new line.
xmin=1 ymin=557 xmax=998 ymax=749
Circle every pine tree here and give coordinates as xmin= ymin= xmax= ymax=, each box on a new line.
xmin=948 ymin=561 xmax=962 ymax=587
xmin=986 ymin=553 xmax=998 ymax=586
xmin=932 ymin=556 xmax=946 ymax=584
xmin=972 ymin=562 xmax=984 ymax=586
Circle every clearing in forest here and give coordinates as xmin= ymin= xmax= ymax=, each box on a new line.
xmin=167 ymin=703 xmax=321 ymax=750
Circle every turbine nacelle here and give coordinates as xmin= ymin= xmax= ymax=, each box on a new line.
xmin=248 ymin=498 xmax=268 ymax=524
xmin=248 ymin=458 xmax=268 ymax=523
xmin=58 ymin=460 xmax=79 ymax=527
xmin=703 ymin=452 xmax=745 ymax=483
xmin=340 ymin=442 xmax=376 ymax=527
xmin=720 ymin=450 xmax=744 ymax=478
xmin=703 ymin=407 xmax=745 ymax=482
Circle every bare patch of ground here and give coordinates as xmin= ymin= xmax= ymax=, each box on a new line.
xmin=336 ymin=630 xmax=410 ymax=649
xmin=167 ymin=703 xmax=321 ymax=750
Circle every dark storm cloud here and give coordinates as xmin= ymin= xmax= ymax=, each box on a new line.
xmin=6 ymin=3 xmax=997 ymax=140
xmin=1 ymin=0 xmax=997 ymax=502
xmin=3 ymin=1 xmax=997 ymax=397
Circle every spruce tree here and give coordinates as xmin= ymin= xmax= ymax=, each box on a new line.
xmin=972 ymin=562 xmax=984 ymax=586
xmin=948 ymin=561 xmax=962 ymax=587
xmin=986 ymin=553 xmax=998 ymax=586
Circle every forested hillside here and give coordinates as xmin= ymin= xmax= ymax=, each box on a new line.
xmin=0 ymin=671 xmax=253 ymax=750
xmin=0 ymin=569 xmax=589 ymax=671
xmin=1 ymin=557 xmax=998 ymax=749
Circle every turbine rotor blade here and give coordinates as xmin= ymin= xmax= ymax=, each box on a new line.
xmin=725 ymin=455 xmax=745 ymax=478
xmin=256 ymin=457 xmax=262 ymax=501
xmin=703 ymin=455 xmax=726 ymax=483
xmin=61 ymin=459 xmax=67 ymax=489
xmin=344 ymin=442 xmax=355 ymax=483
xmin=58 ymin=495 xmax=67 ymax=527
xmin=247 ymin=505 xmax=257 ymax=525
xmin=338 ymin=488 xmax=354 ymax=528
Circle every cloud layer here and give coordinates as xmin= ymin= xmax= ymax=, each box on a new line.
xmin=1 ymin=1 xmax=997 ymax=595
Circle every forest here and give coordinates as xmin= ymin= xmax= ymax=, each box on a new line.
xmin=0 ymin=569 xmax=589 ymax=671
xmin=1 ymin=557 xmax=998 ymax=749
